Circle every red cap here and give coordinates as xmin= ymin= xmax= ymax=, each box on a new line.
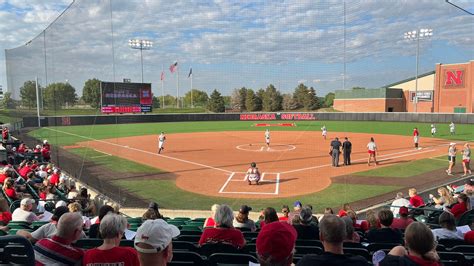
xmin=399 ymin=206 xmax=409 ymax=216
xmin=464 ymin=230 xmax=474 ymax=244
xmin=256 ymin=221 xmax=297 ymax=262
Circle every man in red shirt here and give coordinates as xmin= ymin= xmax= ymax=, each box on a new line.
xmin=49 ymin=169 xmax=61 ymax=186
xmin=18 ymin=163 xmax=33 ymax=179
xmin=413 ymin=127 xmax=420 ymax=149
xmin=408 ymin=188 xmax=425 ymax=208
xmin=391 ymin=207 xmax=414 ymax=230
xmin=34 ymin=212 xmax=84 ymax=265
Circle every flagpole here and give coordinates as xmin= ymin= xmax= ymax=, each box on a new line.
xmin=191 ymin=68 xmax=193 ymax=108
xmin=176 ymin=65 xmax=179 ymax=108
xmin=161 ymin=64 xmax=165 ymax=109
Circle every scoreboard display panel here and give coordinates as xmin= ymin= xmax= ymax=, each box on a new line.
xmin=100 ymin=82 xmax=152 ymax=113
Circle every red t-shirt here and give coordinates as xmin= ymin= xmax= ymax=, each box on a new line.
xmin=83 ymin=246 xmax=139 ymax=266
xmin=18 ymin=166 xmax=32 ymax=178
xmin=278 ymin=216 xmax=289 ymax=222
xmin=450 ymin=202 xmax=467 ymax=219
xmin=4 ymin=187 xmax=17 ymax=199
xmin=391 ymin=217 xmax=414 ymax=230
xmin=198 ymin=227 xmax=245 ymax=249
xmin=410 ymin=195 xmax=425 ymax=208
xmin=338 ymin=210 xmax=348 ymax=217
xmin=49 ymin=173 xmax=60 ymax=186
xmin=0 ymin=211 xmax=12 ymax=225
xmin=39 ymin=192 xmax=47 ymax=200
xmin=413 ymin=129 xmax=419 ymax=136
xmin=0 ymin=173 xmax=8 ymax=184
xmin=41 ymin=148 xmax=51 ymax=159
xmin=204 ymin=217 xmax=216 ymax=227
xmin=17 ymin=145 xmax=26 ymax=154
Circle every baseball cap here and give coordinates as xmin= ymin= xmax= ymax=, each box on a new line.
xmin=20 ymin=198 xmax=35 ymax=206
xmin=240 ymin=205 xmax=252 ymax=214
xmin=293 ymin=201 xmax=302 ymax=208
xmin=256 ymin=221 xmax=297 ymax=262
xmin=399 ymin=206 xmax=409 ymax=216
xmin=134 ymin=219 xmax=180 ymax=253
xmin=299 ymin=207 xmax=313 ymax=223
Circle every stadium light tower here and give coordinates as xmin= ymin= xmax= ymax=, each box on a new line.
xmin=128 ymin=39 xmax=153 ymax=83
xmin=403 ymin=29 xmax=433 ymax=113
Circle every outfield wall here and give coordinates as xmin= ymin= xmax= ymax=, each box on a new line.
xmin=23 ymin=112 xmax=474 ymax=127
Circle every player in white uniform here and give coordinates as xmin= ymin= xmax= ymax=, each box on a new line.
xmin=158 ymin=132 xmax=166 ymax=154
xmin=246 ymin=162 xmax=261 ymax=185
xmin=265 ymin=129 xmax=270 ymax=147
xmin=431 ymin=124 xmax=436 ymax=137
xmin=449 ymin=122 xmax=455 ymax=135
xmin=367 ymin=137 xmax=378 ymax=166
xmin=321 ymin=125 xmax=327 ymax=140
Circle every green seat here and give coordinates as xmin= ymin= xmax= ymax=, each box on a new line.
xmin=172 ymin=217 xmax=191 ymax=221
xmin=73 ymin=238 xmax=103 ymax=249
xmin=167 ymin=220 xmax=186 ymax=226
xmin=185 ymin=221 xmax=204 ymax=226
xmin=127 ymin=217 xmax=142 ymax=224
xmin=180 ymin=225 xmax=202 ymax=231
xmin=191 ymin=218 xmax=206 ymax=222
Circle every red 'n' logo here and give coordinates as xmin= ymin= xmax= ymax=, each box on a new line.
xmin=445 ymin=70 xmax=464 ymax=86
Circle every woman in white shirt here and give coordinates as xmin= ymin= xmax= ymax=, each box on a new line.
xmin=367 ymin=137 xmax=378 ymax=166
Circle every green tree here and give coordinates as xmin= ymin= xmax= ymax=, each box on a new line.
xmin=1 ymin=92 xmax=16 ymax=109
xmin=82 ymin=78 xmax=101 ymax=108
xmin=292 ymin=83 xmax=319 ymax=110
xmin=245 ymin=89 xmax=257 ymax=111
xmin=19 ymin=80 xmax=39 ymax=109
xmin=255 ymin=89 xmax=264 ymax=111
xmin=184 ymin=89 xmax=209 ymax=107
xmin=43 ymin=82 xmax=78 ymax=109
xmin=262 ymin=84 xmax=282 ymax=111
xmin=230 ymin=87 xmax=247 ymax=111
xmin=152 ymin=96 xmax=160 ymax=108
xmin=307 ymin=87 xmax=319 ymax=110
xmin=282 ymin=93 xmax=298 ymax=110
xmin=324 ymin=92 xmax=335 ymax=107
xmin=207 ymin=89 xmax=225 ymax=112
xmin=159 ymin=94 xmax=177 ymax=108
xmin=352 ymin=87 xmax=366 ymax=90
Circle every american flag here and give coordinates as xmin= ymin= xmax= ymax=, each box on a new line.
xmin=160 ymin=71 xmax=165 ymax=81
xmin=169 ymin=62 xmax=178 ymax=73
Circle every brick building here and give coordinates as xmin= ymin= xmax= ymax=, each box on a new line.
xmin=333 ymin=60 xmax=474 ymax=113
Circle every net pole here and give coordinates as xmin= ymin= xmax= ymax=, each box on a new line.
xmin=35 ymin=76 xmax=41 ymax=127
xmin=191 ymin=69 xmax=193 ymax=108
xmin=176 ymin=65 xmax=180 ymax=108
xmin=161 ymin=64 xmax=165 ymax=109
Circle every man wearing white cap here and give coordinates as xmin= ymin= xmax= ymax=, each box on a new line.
xmin=12 ymin=198 xmax=40 ymax=224
xmin=134 ymin=219 xmax=181 ymax=266
xmin=446 ymin=143 xmax=457 ymax=176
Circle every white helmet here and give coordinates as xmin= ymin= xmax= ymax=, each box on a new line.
xmin=43 ymin=140 xmax=48 ymax=144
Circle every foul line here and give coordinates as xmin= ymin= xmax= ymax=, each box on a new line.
xmin=219 ymin=172 xmax=235 ymax=193
xmin=220 ymin=172 xmax=280 ymax=195
xmin=44 ymin=127 xmax=232 ymax=174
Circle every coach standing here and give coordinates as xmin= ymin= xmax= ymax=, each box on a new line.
xmin=342 ymin=137 xmax=352 ymax=166
xmin=330 ymin=137 xmax=342 ymax=167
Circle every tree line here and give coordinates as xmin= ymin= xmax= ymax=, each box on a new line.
xmin=17 ymin=79 xmax=335 ymax=113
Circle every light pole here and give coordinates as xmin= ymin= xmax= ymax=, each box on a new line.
xmin=404 ymin=29 xmax=433 ymax=113
xmin=128 ymin=39 xmax=153 ymax=83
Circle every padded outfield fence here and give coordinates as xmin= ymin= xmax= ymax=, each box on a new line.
xmin=22 ymin=112 xmax=474 ymax=127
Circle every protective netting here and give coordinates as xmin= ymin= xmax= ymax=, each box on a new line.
xmin=3 ymin=0 xmax=474 ymax=208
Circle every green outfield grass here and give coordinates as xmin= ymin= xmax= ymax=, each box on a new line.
xmin=114 ymin=179 xmax=400 ymax=211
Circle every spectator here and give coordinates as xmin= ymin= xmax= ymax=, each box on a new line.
xmin=293 ymin=207 xmax=319 ymax=240
xmin=89 ymin=204 xmax=115 ymax=238
xmin=390 ymin=192 xmax=410 ymax=217
xmin=0 ymin=167 xmax=11 ymax=184
xmin=365 ymin=210 xmax=380 ymax=231
xmin=11 ymin=198 xmax=40 ymax=224
xmin=408 ymin=188 xmax=425 ymax=208
xmin=260 ymin=207 xmax=279 ymax=229
xmin=304 ymin=204 xmax=320 ymax=225
xmin=76 ymin=187 xmax=96 ymax=216
xmin=432 ymin=212 xmax=463 ymax=240
xmin=142 ymin=202 xmax=163 ymax=221
xmin=296 ymin=214 xmax=368 ymax=265
xmin=463 ymin=179 xmax=474 ymax=194
xmin=256 ymin=219 xmax=297 ymax=266
xmin=366 ymin=209 xmax=402 ymax=244
xmin=288 ymin=201 xmax=303 ymax=224
xmin=34 ymin=212 xmax=84 ymax=265
xmin=391 ymin=206 xmax=414 ymax=230
xmin=338 ymin=203 xmax=354 ymax=217
xmin=134 ymin=219 xmax=180 ymax=266
xmin=319 ymin=207 xmax=335 ymax=222
xmin=83 ymin=213 xmax=139 ymax=266
xmin=3 ymin=178 xmax=20 ymax=200
xmin=279 ymin=205 xmax=290 ymax=222
xmin=204 ymin=203 xmax=219 ymax=227
xmin=0 ymin=198 xmax=12 ymax=225
xmin=429 ymin=187 xmax=455 ymax=209
xmin=447 ymin=193 xmax=471 ymax=219
xmin=380 ymin=222 xmax=441 ymax=266
xmin=341 ymin=216 xmax=360 ymax=243
xmin=16 ymin=206 xmax=72 ymax=243
xmin=48 ymin=168 xmax=61 ymax=186
xmin=233 ymin=205 xmax=256 ymax=232
xmin=198 ymin=204 xmax=246 ymax=249
xmin=68 ymin=202 xmax=82 ymax=213
xmin=67 ymin=183 xmax=79 ymax=199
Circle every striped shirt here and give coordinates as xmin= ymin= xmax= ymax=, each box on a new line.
xmin=34 ymin=235 xmax=84 ymax=266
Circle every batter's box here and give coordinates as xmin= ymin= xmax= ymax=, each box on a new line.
xmin=218 ymin=172 xmax=280 ymax=195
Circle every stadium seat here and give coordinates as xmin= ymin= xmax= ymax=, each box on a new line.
xmin=243 ymin=243 xmax=256 ymax=253
xmin=179 ymin=230 xmax=202 ymax=236
xmin=343 ymin=242 xmax=365 ymax=249
xmin=456 ymin=209 xmax=474 ymax=226
xmin=236 ymin=227 xmax=252 ymax=232
xmin=173 ymin=217 xmax=191 ymax=221
xmin=343 ymin=247 xmax=371 ymax=261
xmin=367 ymin=243 xmax=402 ymax=253
xmin=171 ymin=251 xmax=206 ymax=266
xmin=191 ymin=218 xmax=206 ymax=223
xmin=437 ymin=252 xmax=468 ymax=265
xmin=242 ymin=231 xmax=259 ymax=240
xmin=119 ymin=240 xmax=134 ymax=247
xmin=0 ymin=235 xmax=35 ymax=266
xmin=294 ymin=246 xmax=323 ymax=256
xmin=180 ymin=225 xmax=202 ymax=231
xmin=176 ymin=235 xmax=201 ymax=243
xmin=449 ymin=245 xmax=474 ymax=253
xmin=198 ymin=243 xmax=244 ymax=257
xmin=438 ymin=239 xmax=467 ymax=248
xmin=9 ymin=200 xmax=21 ymax=212
xmin=7 ymin=221 xmax=32 ymax=229
xmin=208 ymin=253 xmax=258 ymax=266
xmin=73 ymin=238 xmax=103 ymax=249
xmin=295 ymin=239 xmax=323 ymax=249
xmin=172 ymin=241 xmax=198 ymax=252
xmin=127 ymin=217 xmax=142 ymax=224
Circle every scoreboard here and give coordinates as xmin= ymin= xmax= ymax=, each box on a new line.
xmin=100 ymin=82 xmax=152 ymax=114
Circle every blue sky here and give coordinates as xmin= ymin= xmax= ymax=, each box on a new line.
xmin=1 ymin=0 xmax=473 ymax=99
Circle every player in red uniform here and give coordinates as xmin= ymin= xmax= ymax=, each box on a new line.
xmin=413 ymin=127 xmax=420 ymax=149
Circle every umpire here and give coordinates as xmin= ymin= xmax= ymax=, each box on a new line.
xmin=330 ymin=137 xmax=342 ymax=167
xmin=342 ymin=137 xmax=352 ymax=165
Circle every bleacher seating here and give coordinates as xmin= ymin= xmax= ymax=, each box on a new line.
xmin=0 ymin=235 xmax=35 ymax=266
